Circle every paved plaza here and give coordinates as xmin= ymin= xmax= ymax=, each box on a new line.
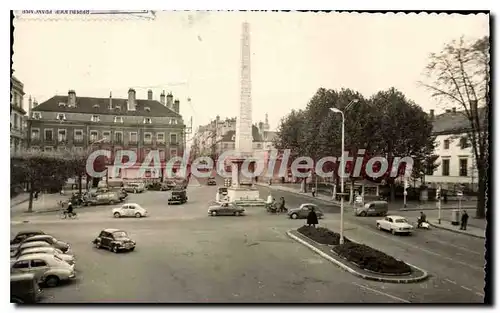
xmin=11 ymin=177 xmax=485 ymax=303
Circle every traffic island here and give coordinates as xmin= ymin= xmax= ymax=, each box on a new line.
xmin=288 ymin=226 xmax=428 ymax=283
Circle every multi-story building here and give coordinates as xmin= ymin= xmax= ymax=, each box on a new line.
xmin=424 ymin=107 xmax=482 ymax=191
xmin=27 ymin=89 xmax=186 ymax=182
xmin=11 ymin=75 xmax=27 ymax=153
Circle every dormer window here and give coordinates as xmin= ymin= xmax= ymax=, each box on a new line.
xmin=93 ymin=104 xmax=100 ymax=109
xmin=144 ymin=117 xmax=152 ymax=124
xmin=91 ymin=115 xmax=100 ymax=122
xmin=145 ymin=107 xmax=151 ymax=112
xmin=115 ymin=106 xmax=121 ymax=111
xmin=231 ymin=134 xmax=236 ymax=141
xmin=114 ymin=116 xmax=123 ymax=123
xmin=58 ymin=102 xmax=66 ymax=107
xmin=57 ymin=113 xmax=66 ymax=121
xmin=170 ymin=118 xmax=178 ymax=125
xmin=32 ymin=112 xmax=42 ymax=120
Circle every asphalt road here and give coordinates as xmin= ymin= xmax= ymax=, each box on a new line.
xmin=10 ymin=178 xmax=485 ymax=303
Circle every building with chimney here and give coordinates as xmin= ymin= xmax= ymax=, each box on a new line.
xmin=11 ymin=76 xmax=27 ymax=153
xmin=424 ymin=107 xmax=484 ymax=192
xmin=27 ymin=89 xmax=186 ymax=183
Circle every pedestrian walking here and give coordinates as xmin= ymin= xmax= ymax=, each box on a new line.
xmin=34 ymin=190 xmax=39 ymax=200
xmin=460 ymin=210 xmax=469 ymax=230
xmin=307 ymin=207 xmax=319 ymax=228
xmin=311 ymin=187 xmax=316 ymax=197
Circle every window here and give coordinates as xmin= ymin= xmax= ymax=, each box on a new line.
xmin=58 ymin=129 xmax=67 ymax=142
xmin=57 ymin=113 xmax=66 ymax=121
xmin=103 ymin=131 xmax=111 ymax=143
xmin=13 ymin=114 xmax=18 ymax=128
xmin=58 ymin=102 xmax=66 ymax=107
xmin=459 ymin=159 xmax=468 ymax=177
xmin=144 ymin=133 xmax=152 ymax=143
xmin=44 ymin=146 xmax=54 ymax=152
xmin=130 ymin=132 xmax=138 ymax=143
xmin=170 ymin=148 xmax=178 ymax=157
xmin=425 ymin=162 xmax=434 ymax=176
xmin=442 ymin=159 xmax=450 ymax=176
xmin=156 ymin=133 xmax=165 ymax=143
xmin=31 ymin=259 xmax=48 ymax=267
xmin=170 ymin=133 xmax=178 ymax=144
xmin=74 ymin=130 xmax=83 ymax=143
xmin=159 ymin=149 xmax=165 ymax=160
xmin=44 ymin=129 xmax=53 ymax=141
xmin=460 ymin=137 xmax=470 ymax=149
xmin=231 ymin=134 xmax=236 ymax=141
xmin=256 ymin=143 xmax=262 ymax=149
xmin=73 ymin=147 xmax=84 ymax=153
xmin=90 ymin=131 xmax=99 ymax=142
xmin=114 ymin=116 xmax=123 ymax=123
xmin=91 ymin=115 xmax=100 ymax=122
xmin=12 ymin=260 xmax=29 ymax=269
xmin=443 ymin=139 xmax=450 ymax=150
xmin=115 ymin=132 xmax=123 ymax=144
xmin=170 ymin=118 xmax=177 ymax=125
xmin=145 ymin=106 xmax=151 ymax=112
xmin=31 ymin=128 xmax=40 ymax=140
xmin=144 ymin=117 xmax=152 ymax=124
xmin=32 ymin=112 xmax=42 ymax=119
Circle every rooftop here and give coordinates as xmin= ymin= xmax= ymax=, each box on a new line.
xmin=431 ymin=107 xmax=487 ymax=135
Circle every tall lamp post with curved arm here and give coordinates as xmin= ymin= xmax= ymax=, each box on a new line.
xmin=330 ymin=98 xmax=358 ymax=245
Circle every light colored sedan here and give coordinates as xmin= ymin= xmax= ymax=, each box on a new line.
xmin=11 ymin=241 xmax=52 ymax=258
xmin=11 ymin=253 xmax=76 ymax=287
xmin=112 ymin=203 xmax=148 ymax=218
xmin=13 ymin=247 xmax=75 ymax=266
xmin=376 ymin=215 xmax=414 ymax=235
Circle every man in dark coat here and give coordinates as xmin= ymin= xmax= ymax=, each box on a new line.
xmin=307 ymin=207 xmax=319 ymax=227
xmin=460 ymin=210 xmax=469 ymax=230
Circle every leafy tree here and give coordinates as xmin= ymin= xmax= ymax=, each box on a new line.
xmin=273 ymin=109 xmax=307 ymax=155
xmin=420 ymin=36 xmax=490 ymax=218
xmin=62 ymin=149 xmax=88 ymax=194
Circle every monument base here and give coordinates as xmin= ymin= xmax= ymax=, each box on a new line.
xmin=227 ymin=187 xmax=266 ymax=207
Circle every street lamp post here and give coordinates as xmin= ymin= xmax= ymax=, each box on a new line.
xmin=330 ymin=99 xmax=358 ymax=245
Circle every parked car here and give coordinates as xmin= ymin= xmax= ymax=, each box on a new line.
xmin=208 ymin=202 xmax=245 ymax=216
xmin=20 ymin=235 xmax=70 ymax=253
xmin=217 ymin=187 xmax=228 ymax=197
xmin=13 ymin=247 xmax=75 ymax=265
xmin=376 ymin=215 xmax=414 ymax=235
xmin=168 ymin=190 xmax=188 ymax=205
xmin=12 ymin=241 xmax=52 ymax=258
xmin=355 ymin=200 xmax=389 ymax=217
xmin=165 ymin=180 xmax=176 ymax=190
xmin=287 ymin=203 xmax=324 ymax=220
xmin=11 ymin=230 xmax=46 ymax=252
xmin=207 ymin=177 xmax=217 ymax=185
xmin=112 ymin=203 xmax=148 ymax=218
xmin=11 ymin=273 xmax=43 ymax=303
xmin=92 ymin=229 xmax=136 ymax=253
xmin=84 ymin=192 xmax=121 ymax=206
xmin=11 ymin=253 xmax=76 ymax=287
xmin=147 ymin=182 xmax=169 ymax=191
xmin=123 ymin=182 xmax=145 ymax=193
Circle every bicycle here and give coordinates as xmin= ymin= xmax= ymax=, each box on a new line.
xmin=60 ymin=211 xmax=78 ymax=219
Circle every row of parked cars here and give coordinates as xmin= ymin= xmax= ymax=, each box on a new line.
xmin=10 ymin=231 xmax=76 ymax=303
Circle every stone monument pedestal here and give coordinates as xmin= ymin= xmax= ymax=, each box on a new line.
xmin=227 ymin=156 xmax=264 ymax=207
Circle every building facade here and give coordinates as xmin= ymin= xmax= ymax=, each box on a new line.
xmin=11 ymin=76 xmax=27 ymax=153
xmin=424 ymin=108 xmax=481 ymax=191
xmin=27 ymin=89 xmax=186 ymax=181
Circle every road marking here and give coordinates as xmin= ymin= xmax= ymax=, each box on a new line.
xmin=362 ymin=227 xmax=484 ymax=271
xmin=445 ymin=279 xmax=457 ymax=284
xmin=461 ymin=286 xmax=472 ymax=291
xmin=352 ymin=282 xmax=410 ymax=303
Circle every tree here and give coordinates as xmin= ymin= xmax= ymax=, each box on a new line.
xmin=420 ymin=36 xmax=490 ymax=218
xmin=273 ymin=109 xmax=307 ymax=155
xmin=369 ymin=88 xmax=437 ymax=202
xmin=63 ymin=149 xmax=88 ymax=195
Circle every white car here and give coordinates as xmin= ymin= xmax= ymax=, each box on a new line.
xmin=376 ymin=215 xmax=414 ymax=235
xmin=112 ymin=203 xmax=148 ymax=218
xmin=11 ymin=253 xmax=76 ymax=287
xmin=12 ymin=247 xmax=75 ymax=265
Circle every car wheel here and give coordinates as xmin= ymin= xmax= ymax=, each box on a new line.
xmin=135 ymin=212 xmax=142 ymax=218
xmin=109 ymin=200 xmax=115 ymax=205
xmin=391 ymin=229 xmax=397 ymax=235
xmin=44 ymin=275 xmax=60 ymax=287
xmin=377 ymin=223 xmax=382 ymax=230
xmin=211 ymin=211 xmax=218 ymax=216
xmin=360 ymin=211 xmax=367 ymax=217
xmin=235 ymin=211 xmax=240 ymax=216
xmin=112 ymin=245 xmax=119 ymax=253
xmin=114 ymin=212 xmax=121 ymax=218
xmin=291 ymin=213 xmax=298 ymax=219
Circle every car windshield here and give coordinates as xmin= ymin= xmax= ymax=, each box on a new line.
xmin=113 ymin=231 xmax=128 ymax=238
xmin=395 ymin=219 xmax=408 ymax=223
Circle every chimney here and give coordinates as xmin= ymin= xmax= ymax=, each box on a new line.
xmin=127 ymin=88 xmax=136 ymax=111
xmin=33 ymin=99 xmax=38 ymax=107
xmin=429 ymin=109 xmax=434 ymax=119
xmin=160 ymin=90 xmax=166 ymax=105
xmin=167 ymin=92 xmax=173 ymax=109
xmin=68 ymin=90 xmax=76 ymax=107
xmin=452 ymin=107 xmax=456 ymax=113
xmin=109 ymin=91 xmax=113 ymax=110
xmin=445 ymin=109 xmax=451 ymax=113
xmin=28 ymin=95 xmax=32 ymax=116
xmin=148 ymin=89 xmax=153 ymax=100
xmin=173 ymin=99 xmax=180 ymax=114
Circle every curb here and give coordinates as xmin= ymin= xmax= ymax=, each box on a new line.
xmin=428 ymin=222 xmax=485 ymax=239
xmin=286 ymin=230 xmax=429 ymax=284
xmin=400 ymin=206 xmax=476 ymax=212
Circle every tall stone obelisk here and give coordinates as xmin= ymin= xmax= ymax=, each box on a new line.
xmin=227 ymin=21 xmax=263 ymax=205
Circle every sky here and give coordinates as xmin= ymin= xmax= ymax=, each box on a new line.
xmin=13 ymin=11 xmax=489 ymax=132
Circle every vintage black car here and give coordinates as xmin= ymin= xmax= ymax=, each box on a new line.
xmin=11 ymin=231 xmax=46 ymax=252
xmin=168 ymin=190 xmax=188 ymax=205
xmin=92 ymin=228 xmax=136 ymax=253
xmin=207 ymin=177 xmax=217 ymax=185
xmin=11 ymin=273 xmax=43 ymax=304
xmin=147 ymin=182 xmax=169 ymax=191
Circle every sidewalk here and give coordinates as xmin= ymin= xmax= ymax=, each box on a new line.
xmin=428 ymin=219 xmax=486 ymax=239
xmin=11 ymin=193 xmax=67 ymax=215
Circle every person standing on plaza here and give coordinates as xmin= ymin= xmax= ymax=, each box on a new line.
xmin=311 ymin=187 xmax=316 ymax=197
xmin=307 ymin=207 xmax=319 ymax=228
xmin=460 ymin=210 xmax=469 ymax=230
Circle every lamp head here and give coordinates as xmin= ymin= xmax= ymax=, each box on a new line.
xmin=351 ymin=99 xmax=359 ymax=103
xmin=329 ymin=107 xmax=342 ymax=114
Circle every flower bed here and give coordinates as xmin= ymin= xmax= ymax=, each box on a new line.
xmin=297 ymin=226 xmax=351 ymax=245
xmin=332 ymin=242 xmax=411 ymax=275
